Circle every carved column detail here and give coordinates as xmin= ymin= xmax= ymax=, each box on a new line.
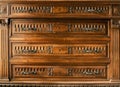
xmin=111 ymin=19 xmax=120 ymax=80
xmin=0 ymin=19 xmax=9 ymax=81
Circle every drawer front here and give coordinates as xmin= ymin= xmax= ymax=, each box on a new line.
xmin=10 ymin=19 xmax=108 ymax=36
xmin=10 ymin=4 xmax=111 ymax=17
xmin=11 ymin=42 xmax=109 ymax=58
xmin=11 ymin=65 xmax=107 ymax=80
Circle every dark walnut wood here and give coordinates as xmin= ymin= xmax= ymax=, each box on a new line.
xmin=0 ymin=0 xmax=120 ymax=87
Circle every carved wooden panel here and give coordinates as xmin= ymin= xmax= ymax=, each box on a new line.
xmin=11 ymin=4 xmax=51 ymax=14
xmin=111 ymin=19 xmax=120 ymax=80
xmin=0 ymin=19 xmax=8 ymax=80
xmin=11 ymin=19 xmax=108 ymax=36
xmin=112 ymin=19 xmax=120 ymax=29
xmin=113 ymin=5 xmax=120 ymax=16
xmin=11 ymin=42 xmax=109 ymax=58
xmin=72 ymin=6 xmax=110 ymax=15
xmin=11 ymin=65 xmax=107 ymax=80
xmin=0 ymin=4 xmax=7 ymax=17
xmin=10 ymin=4 xmax=111 ymax=17
xmin=0 ymin=0 xmax=119 ymax=86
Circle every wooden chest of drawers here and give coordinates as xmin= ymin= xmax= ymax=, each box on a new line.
xmin=0 ymin=0 xmax=120 ymax=87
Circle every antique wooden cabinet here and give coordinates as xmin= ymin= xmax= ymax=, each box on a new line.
xmin=0 ymin=0 xmax=120 ymax=87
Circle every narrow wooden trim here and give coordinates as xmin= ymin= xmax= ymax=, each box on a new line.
xmin=0 ymin=19 xmax=9 ymax=81
xmin=111 ymin=22 xmax=120 ymax=80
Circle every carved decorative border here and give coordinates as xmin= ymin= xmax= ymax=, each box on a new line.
xmin=111 ymin=19 xmax=120 ymax=80
xmin=0 ymin=83 xmax=120 ymax=87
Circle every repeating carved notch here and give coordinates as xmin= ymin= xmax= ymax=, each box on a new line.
xmin=67 ymin=66 xmax=106 ymax=77
xmin=12 ymin=20 xmax=108 ymax=35
xmin=12 ymin=65 xmax=107 ymax=79
xmin=11 ymin=4 xmax=52 ymax=14
xmin=72 ymin=5 xmax=110 ymax=15
xmin=71 ymin=45 xmax=107 ymax=56
xmin=12 ymin=43 xmax=108 ymax=57
xmin=10 ymin=4 xmax=110 ymax=16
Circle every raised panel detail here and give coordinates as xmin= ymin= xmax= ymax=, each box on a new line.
xmin=11 ymin=4 xmax=51 ymax=14
xmin=12 ymin=65 xmax=107 ymax=80
xmin=10 ymin=4 xmax=111 ymax=17
xmin=0 ymin=19 xmax=8 ymax=80
xmin=11 ymin=19 xmax=108 ymax=36
xmin=113 ymin=5 xmax=120 ymax=16
xmin=11 ymin=43 xmax=108 ymax=58
xmin=71 ymin=5 xmax=110 ymax=15
xmin=0 ymin=4 xmax=7 ymax=17
xmin=52 ymin=6 xmax=68 ymax=14
xmin=0 ymin=0 xmax=120 ymax=86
